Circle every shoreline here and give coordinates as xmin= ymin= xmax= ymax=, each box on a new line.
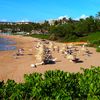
xmin=0 ymin=35 xmax=100 ymax=83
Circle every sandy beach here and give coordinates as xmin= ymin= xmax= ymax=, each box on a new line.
xmin=0 ymin=35 xmax=100 ymax=83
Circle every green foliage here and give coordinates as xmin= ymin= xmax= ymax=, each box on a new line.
xmin=86 ymin=38 xmax=100 ymax=50
xmin=24 ymin=73 xmax=43 ymax=99
xmin=77 ymin=32 xmax=100 ymax=42
xmin=0 ymin=11 xmax=100 ymax=42
xmin=90 ymin=39 xmax=100 ymax=47
xmin=96 ymin=47 xmax=100 ymax=52
xmin=48 ymin=13 xmax=100 ymax=42
xmin=0 ymin=66 xmax=100 ymax=99
xmin=78 ymin=33 xmax=100 ymax=51
xmin=49 ymin=23 xmax=78 ymax=41
xmin=3 ymin=80 xmax=17 ymax=99
xmin=74 ymin=19 xmax=89 ymax=36
xmin=0 ymin=81 xmax=4 ymax=99
xmin=78 ymin=67 xmax=100 ymax=98
xmin=43 ymin=70 xmax=79 ymax=99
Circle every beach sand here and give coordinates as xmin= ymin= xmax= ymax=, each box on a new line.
xmin=0 ymin=35 xmax=100 ymax=83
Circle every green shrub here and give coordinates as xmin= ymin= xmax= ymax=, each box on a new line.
xmin=96 ymin=47 xmax=100 ymax=52
xmin=0 ymin=66 xmax=100 ymax=99
xmin=87 ymin=39 xmax=100 ymax=48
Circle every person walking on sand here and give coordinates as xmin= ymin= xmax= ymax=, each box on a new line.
xmin=57 ymin=46 xmax=60 ymax=53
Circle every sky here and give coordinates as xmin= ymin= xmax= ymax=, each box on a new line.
xmin=0 ymin=0 xmax=100 ymax=22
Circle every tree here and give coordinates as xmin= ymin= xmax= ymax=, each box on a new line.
xmin=49 ymin=23 xmax=76 ymax=41
xmin=68 ymin=17 xmax=73 ymax=23
xmin=85 ymin=16 xmax=96 ymax=32
xmin=96 ymin=12 xmax=100 ymax=19
xmin=74 ymin=19 xmax=88 ymax=36
xmin=95 ymin=12 xmax=100 ymax=31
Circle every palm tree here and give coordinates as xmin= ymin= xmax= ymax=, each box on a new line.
xmin=68 ymin=17 xmax=73 ymax=23
xmin=96 ymin=12 xmax=100 ymax=19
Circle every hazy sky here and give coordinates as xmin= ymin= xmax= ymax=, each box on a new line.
xmin=0 ymin=0 xmax=100 ymax=22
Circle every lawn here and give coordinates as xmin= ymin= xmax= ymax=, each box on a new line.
xmin=77 ymin=32 xmax=100 ymax=42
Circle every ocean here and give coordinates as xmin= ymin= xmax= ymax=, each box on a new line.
xmin=0 ymin=37 xmax=16 ymax=51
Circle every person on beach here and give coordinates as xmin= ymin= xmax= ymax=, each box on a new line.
xmin=57 ymin=46 xmax=60 ymax=53
xmin=17 ymin=48 xmax=24 ymax=56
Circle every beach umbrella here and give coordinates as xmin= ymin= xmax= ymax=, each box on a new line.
xmin=60 ymin=44 xmax=66 ymax=53
xmin=67 ymin=43 xmax=74 ymax=48
xmin=81 ymin=44 xmax=87 ymax=51
xmin=35 ymin=43 xmax=45 ymax=62
xmin=35 ymin=41 xmax=55 ymax=64
xmin=67 ymin=54 xmax=75 ymax=61
xmin=48 ymin=42 xmax=55 ymax=51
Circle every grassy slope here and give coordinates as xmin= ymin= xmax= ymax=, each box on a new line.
xmin=77 ymin=32 xmax=100 ymax=42
xmin=29 ymin=32 xmax=100 ymax=42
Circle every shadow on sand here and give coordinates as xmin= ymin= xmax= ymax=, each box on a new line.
xmin=72 ymin=58 xmax=83 ymax=63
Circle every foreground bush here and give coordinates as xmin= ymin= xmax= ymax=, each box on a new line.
xmin=0 ymin=66 xmax=100 ymax=100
